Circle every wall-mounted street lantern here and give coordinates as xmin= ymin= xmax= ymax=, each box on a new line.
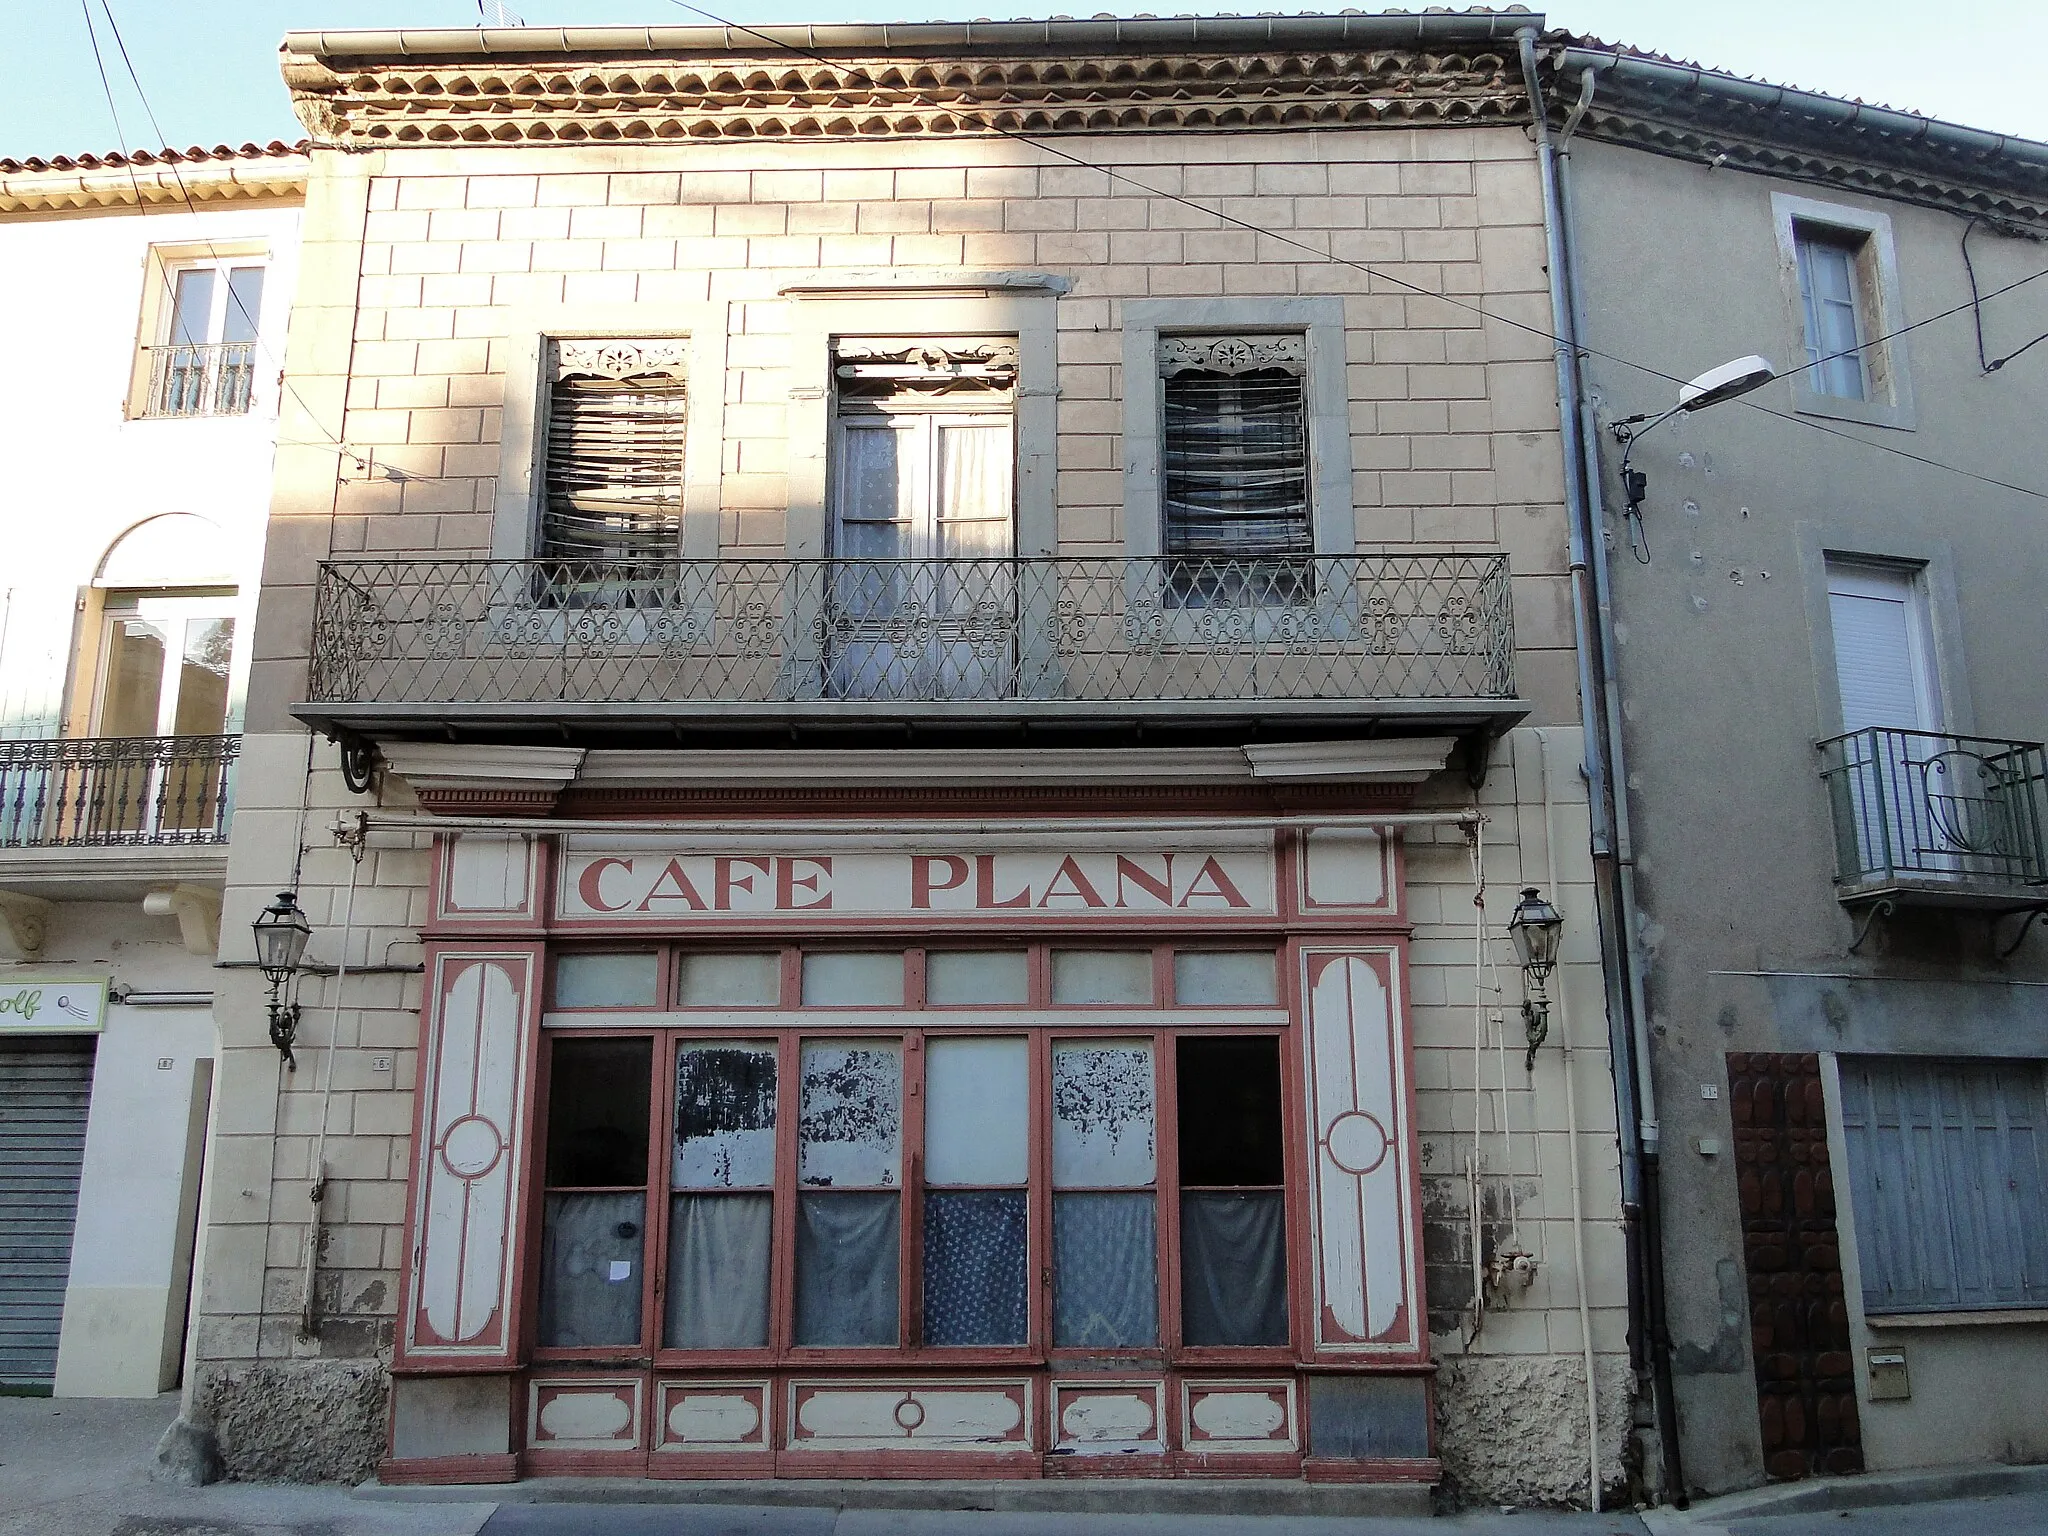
xmin=253 ymin=890 xmax=312 ymax=1071
xmin=1609 ymin=353 xmax=1779 ymax=562
xmin=1507 ymin=886 xmax=1564 ymax=1070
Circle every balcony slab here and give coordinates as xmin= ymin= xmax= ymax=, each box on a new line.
xmin=0 ymin=843 xmax=230 ymax=903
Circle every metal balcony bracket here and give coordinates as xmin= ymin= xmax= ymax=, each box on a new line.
xmin=1993 ymin=903 xmax=2048 ymax=961
xmin=0 ymin=890 xmax=54 ymax=958
xmin=337 ymin=733 xmax=378 ymax=796
xmin=1458 ymin=728 xmax=1498 ymax=791
xmin=1846 ymin=898 xmax=1896 ymax=956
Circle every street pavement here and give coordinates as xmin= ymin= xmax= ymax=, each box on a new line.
xmin=2 ymin=1391 xmax=2043 ymax=1536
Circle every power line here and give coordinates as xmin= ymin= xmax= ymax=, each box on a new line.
xmin=667 ymin=0 xmax=2048 ymax=502
xmin=82 ymin=1 xmax=365 ymax=471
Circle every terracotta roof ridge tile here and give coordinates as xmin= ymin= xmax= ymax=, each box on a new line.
xmin=0 ymin=138 xmax=309 ymax=175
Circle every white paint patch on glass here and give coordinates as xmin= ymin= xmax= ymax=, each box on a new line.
xmin=555 ymin=952 xmax=660 ymax=1009
xmin=924 ymin=1037 xmax=1029 ymax=1186
xmin=925 ymin=949 xmax=1029 ymax=1006
xmin=1174 ymin=950 xmax=1277 ymax=1005
xmin=802 ymin=951 xmax=906 ymax=1007
xmin=1051 ymin=950 xmax=1154 ymax=1006
xmin=1052 ymin=1042 xmax=1156 ymax=1187
xmin=798 ymin=1041 xmax=902 ymax=1187
xmin=673 ymin=1043 xmax=777 ymax=1188
xmin=677 ymin=952 xmax=781 ymax=1007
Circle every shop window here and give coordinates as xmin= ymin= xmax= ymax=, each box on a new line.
xmin=537 ymin=1037 xmax=651 ymax=1350
xmin=925 ymin=949 xmax=1029 ymax=1006
xmin=923 ymin=1037 xmax=1031 ymax=1345
xmin=794 ymin=1041 xmax=903 ymax=1346
xmin=667 ymin=1042 xmax=777 ymax=1348
xmin=677 ymin=952 xmax=781 ymax=1008
xmin=1177 ymin=1036 xmax=1289 ymax=1346
xmin=1052 ymin=1040 xmax=1160 ymax=1348
xmin=553 ymin=952 xmax=660 ymax=1009
xmin=1051 ymin=949 xmax=1155 ymax=1006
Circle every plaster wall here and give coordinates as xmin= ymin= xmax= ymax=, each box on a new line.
xmin=1563 ymin=135 xmax=2048 ymax=1492
xmin=0 ymin=199 xmax=301 ymax=736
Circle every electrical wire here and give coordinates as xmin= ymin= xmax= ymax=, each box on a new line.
xmin=666 ymin=0 xmax=2048 ymax=503
xmin=1963 ymin=217 xmax=2048 ymax=375
xmin=81 ymin=2 xmax=366 ymax=472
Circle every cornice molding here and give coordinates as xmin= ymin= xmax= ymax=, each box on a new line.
xmin=0 ymin=153 xmax=309 ymax=217
xmin=280 ymin=40 xmax=1530 ymax=147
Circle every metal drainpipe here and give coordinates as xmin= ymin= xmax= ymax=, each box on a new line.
xmin=1516 ymin=27 xmax=1686 ymax=1507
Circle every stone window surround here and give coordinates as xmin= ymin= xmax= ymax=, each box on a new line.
xmin=1771 ymin=193 xmax=1917 ymax=433
xmin=490 ymin=301 xmax=730 ymax=561
xmin=780 ymin=271 xmax=1067 ymax=560
xmin=1794 ymin=523 xmax=1971 ymax=741
xmin=1120 ymin=296 xmax=1356 ymax=561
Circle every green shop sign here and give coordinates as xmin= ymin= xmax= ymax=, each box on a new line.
xmin=0 ymin=976 xmax=108 ymax=1034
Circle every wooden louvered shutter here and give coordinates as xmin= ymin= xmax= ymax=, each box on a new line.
xmin=1158 ymin=333 xmax=1311 ymax=560
xmin=540 ymin=339 xmax=688 ymax=564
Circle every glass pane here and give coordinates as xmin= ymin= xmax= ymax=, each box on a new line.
xmin=1177 ymin=1036 xmax=1284 ymax=1187
xmin=925 ymin=949 xmax=1028 ymax=1006
xmin=537 ymin=1190 xmax=645 ymax=1348
xmin=170 ymin=618 xmax=235 ymax=736
xmin=1052 ymin=1042 xmax=1156 ymax=1189
xmin=677 ymin=952 xmax=780 ymax=1007
xmin=664 ymin=1192 xmax=771 ymax=1348
xmin=798 ymin=1041 xmax=901 ymax=1188
xmin=1174 ymin=950 xmax=1277 ymax=1005
xmin=1051 ymin=950 xmax=1154 ymax=1006
xmin=802 ymin=951 xmax=904 ymax=1006
xmin=924 ymin=1037 xmax=1028 ymax=1186
xmin=169 ymin=268 xmax=215 ymax=346
xmin=1054 ymin=1191 xmax=1158 ymax=1347
xmin=673 ymin=1043 xmax=777 ymax=1189
xmin=935 ymin=421 xmax=1013 ymax=559
xmin=545 ymin=1037 xmax=651 ymax=1187
xmin=222 ymin=266 xmax=264 ymax=345
xmin=837 ymin=422 xmax=912 ymax=552
xmin=794 ymin=1190 xmax=899 ymax=1345
xmin=1179 ymin=1190 xmax=1288 ymax=1346
xmin=99 ymin=619 xmax=167 ymax=737
xmin=554 ymin=953 xmax=660 ymax=1009
xmin=923 ymin=1190 xmax=1028 ymax=1346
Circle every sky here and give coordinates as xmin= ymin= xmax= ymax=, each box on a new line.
xmin=2 ymin=0 xmax=2044 ymax=162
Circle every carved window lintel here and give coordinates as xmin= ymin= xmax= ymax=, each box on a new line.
xmin=553 ymin=337 xmax=690 ymax=382
xmin=1158 ymin=333 xmax=1307 ymax=377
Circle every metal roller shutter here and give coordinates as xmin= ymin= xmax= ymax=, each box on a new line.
xmin=0 ymin=1038 xmax=95 ymax=1385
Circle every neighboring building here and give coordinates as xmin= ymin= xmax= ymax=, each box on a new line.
xmin=170 ymin=13 xmax=1641 ymax=1503
xmin=1545 ymin=44 xmax=2048 ymax=1494
xmin=0 ymin=142 xmax=305 ymax=1397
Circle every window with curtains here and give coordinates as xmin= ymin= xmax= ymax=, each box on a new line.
xmin=826 ymin=340 xmax=1017 ymax=699
xmin=531 ymin=944 xmax=1293 ymax=1361
xmin=1159 ymin=333 xmax=1311 ymax=607
xmin=1794 ymin=226 xmax=1873 ymax=401
xmin=538 ymin=338 xmax=689 ymax=570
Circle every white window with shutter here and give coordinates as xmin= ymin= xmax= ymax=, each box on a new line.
xmin=538 ymin=339 xmax=689 ymax=567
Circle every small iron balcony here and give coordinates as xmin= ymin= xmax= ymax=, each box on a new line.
xmin=1819 ymin=727 xmax=2048 ymax=908
xmin=142 ymin=341 xmax=257 ymax=418
xmin=0 ymin=735 xmax=240 ymax=848
xmin=300 ymin=554 xmax=1522 ymax=747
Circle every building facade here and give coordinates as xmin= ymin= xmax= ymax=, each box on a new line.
xmin=0 ymin=142 xmax=305 ymax=1397
xmin=173 ymin=15 xmax=1639 ymax=1502
xmin=1545 ymin=45 xmax=2048 ymax=1494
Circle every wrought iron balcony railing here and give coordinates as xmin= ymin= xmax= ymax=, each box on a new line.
xmin=142 ymin=341 xmax=257 ymax=418
xmin=305 ymin=555 xmax=1515 ymax=726
xmin=0 ymin=735 xmax=240 ymax=848
xmin=1819 ymin=727 xmax=2048 ymax=900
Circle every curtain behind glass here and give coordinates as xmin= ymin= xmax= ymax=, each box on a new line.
xmin=1179 ymin=1190 xmax=1288 ymax=1346
xmin=1162 ymin=367 xmax=1311 ymax=557
xmin=1054 ymin=1191 xmax=1158 ymax=1347
xmin=923 ymin=1191 xmax=1028 ymax=1346
xmin=794 ymin=1191 xmax=899 ymax=1346
xmin=538 ymin=1191 xmax=645 ymax=1348
xmin=665 ymin=1193 xmax=772 ymax=1348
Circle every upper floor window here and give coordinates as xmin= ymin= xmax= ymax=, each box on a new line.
xmin=1159 ymin=334 xmax=1310 ymax=607
xmin=1795 ymin=226 xmax=1871 ymax=401
xmin=539 ymin=338 xmax=689 ymax=569
xmin=143 ymin=259 xmax=264 ymax=419
xmin=1773 ymin=196 xmax=1913 ymax=430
